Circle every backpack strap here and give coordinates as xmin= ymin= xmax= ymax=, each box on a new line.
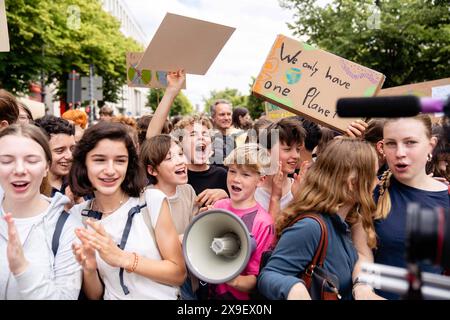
xmin=52 ymin=210 xmax=70 ymax=257
xmin=118 ymin=192 xmax=164 ymax=295
xmin=287 ymin=213 xmax=328 ymax=288
xmin=80 ymin=199 xmax=102 ymax=226
xmin=117 ymin=200 xmax=147 ymax=295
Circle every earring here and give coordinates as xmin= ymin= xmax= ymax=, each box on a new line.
xmin=427 ymin=153 xmax=433 ymax=162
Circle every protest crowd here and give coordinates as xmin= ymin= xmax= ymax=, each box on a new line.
xmin=1 ymin=3 xmax=449 ymax=301
xmin=1 ymin=67 xmax=449 ymax=300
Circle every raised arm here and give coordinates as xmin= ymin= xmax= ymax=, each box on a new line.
xmin=345 ymin=119 xmax=368 ymax=139
xmin=146 ymin=70 xmax=186 ymax=139
xmin=268 ymin=162 xmax=283 ymax=220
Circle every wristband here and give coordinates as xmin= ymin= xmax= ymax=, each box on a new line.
xmin=126 ymin=252 xmax=139 ymax=273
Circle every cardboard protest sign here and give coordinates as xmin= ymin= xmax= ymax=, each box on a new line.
xmin=378 ymin=78 xmax=450 ymax=97
xmin=137 ymin=13 xmax=235 ymax=75
xmin=0 ymin=0 xmax=9 ymax=52
xmin=265 ymin=102 xmax=295 ymax=120
xmin=432 ymin=84 xmax=450 ymax=100
xmin=253 ymin=35 xmax=385 ymax=132
xmin=378 ymin=78 xmax=450 ymax=123
xmin=127 ymin=52 xmax=186 ymax=89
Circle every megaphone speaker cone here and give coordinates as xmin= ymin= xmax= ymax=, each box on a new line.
xmin=182 ymin=209 xmax=254 ymax=284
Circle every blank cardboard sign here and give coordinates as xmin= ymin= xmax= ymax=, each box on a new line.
xmin=378 ymin=78 xmax=450 ymax=97
xmin=253 ymin=35 xmax=385 ymax=132
xmin=137 ymin=13 xmax=235 ymax=75
xmin=127 ymin=52 xmax=186 ymax=89
xmin=378 ymin=78 xmax=450 ymax=124
xmin=0 ymin=0 xmax=9 ymax=52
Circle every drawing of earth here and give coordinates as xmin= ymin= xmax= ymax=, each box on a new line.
xmin=284 ymin=68 xmax=302 ymax=85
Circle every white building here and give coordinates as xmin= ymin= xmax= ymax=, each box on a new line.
xmin=101 ymin=0 xmax=151 ymax=117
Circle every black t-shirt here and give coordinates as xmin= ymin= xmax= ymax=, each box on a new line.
xmin=210 ymin=132 xmax=237 ymax=166
xmin=187 ymin=165 xmax=229 ymax=195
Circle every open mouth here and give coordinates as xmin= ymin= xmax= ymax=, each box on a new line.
xmin=58 ymin=162 xmax=71 ymax=169
xmin=11 ymin=181 xmax=30 ymax=192
xmin=99 ymin=177 xmax=118 ymax=185
xmin=195 ymin=144 xmax=206 ymax=152
xmin=231 ymin=185 xmax=242 ymax=192
xmin=175 ymin=168 xmax=186 ymax=175
xmin=394 ymin=163 xmax=409 ymax=171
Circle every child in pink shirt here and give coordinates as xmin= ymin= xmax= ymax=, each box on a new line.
xmin=211 ymin=143 xmax=275 ymax=300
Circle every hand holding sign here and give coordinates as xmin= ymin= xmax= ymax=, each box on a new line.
xmin=253 ymin=35 xmax=385 ymax=132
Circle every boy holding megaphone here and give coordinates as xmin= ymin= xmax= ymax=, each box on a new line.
xmin=204 ymin=143 xmax=275 ymax=299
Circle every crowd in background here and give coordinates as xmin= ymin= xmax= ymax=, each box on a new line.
xmin=1 ymin=70 xmax=449 ymax=300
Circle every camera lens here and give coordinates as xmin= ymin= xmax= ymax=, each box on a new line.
xmin=406 ymin=203 xmax=450 ymax=269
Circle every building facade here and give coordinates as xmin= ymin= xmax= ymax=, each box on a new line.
xmin=101 ymin=0 xmax=151 ymax=117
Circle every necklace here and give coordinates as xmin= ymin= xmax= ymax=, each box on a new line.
xmin=93 ymin=193 xmax=127 ymax=215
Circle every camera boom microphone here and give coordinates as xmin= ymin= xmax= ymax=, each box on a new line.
xmin=360 ymin=262 xmax=450 ymax=300
xmin=336 ymin=96 xmax=450 ymax=118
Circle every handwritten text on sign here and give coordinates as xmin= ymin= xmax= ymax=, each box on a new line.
xmin=252 ymin=35 xmax=385 ymax=132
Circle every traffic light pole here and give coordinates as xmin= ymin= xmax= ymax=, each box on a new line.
xmin=72 ymin=70 xmax=76 ymax=108
xmin=89 ymin=64 xmax=94 ymax=123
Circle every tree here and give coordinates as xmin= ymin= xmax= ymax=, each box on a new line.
xmin=279 ymin=0 xmax=450 ymax=88
xmin=147 ymin=88 xmax=194 ymax=116
xmin=246 ymin=77 xmax=265 ymax=119
xmin=0 ymin=0 xmax=142 ymax=103
xmin=202 ymin=84 xmax=266 ymax=119
xmin=202 ymin=88 xmax=247 ymax=114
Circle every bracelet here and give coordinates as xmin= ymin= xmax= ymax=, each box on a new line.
xmin=353 ymin=276 xmax=373 ymax=289
xmin=126 ymin=252 xmax=139 ymax=273
xmin=352 ymin=278 xmax=374 ymax=298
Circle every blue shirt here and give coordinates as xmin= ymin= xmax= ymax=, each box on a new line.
xmin=257 ymin=213 xmax=357 ymax=300
xmin=374 ymin=177 xmax=449 ymax=299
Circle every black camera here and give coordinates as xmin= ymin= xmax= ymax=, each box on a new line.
xmin=406 ymin=204 xmax=450 ymax=269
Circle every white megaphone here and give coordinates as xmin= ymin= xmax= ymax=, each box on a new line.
xmin=182 ymin=209 xmax=256 ymax=284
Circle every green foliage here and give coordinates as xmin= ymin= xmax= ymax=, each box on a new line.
xmin=147 ymin=88 xmax=194 ymax=116
xmin=203 ymin=88 xmax=247 ymax=113
xmin=279 ymin=0 xmax=450 ymax=87
xmin=202 ymin=82 xmax=266 ymax=119
xmin=0 ymin=0 xmax=142 ymax=102
xmin=246 ymin=77 xmax=265 ymax=119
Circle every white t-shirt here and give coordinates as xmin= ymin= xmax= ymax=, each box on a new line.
xmin=8 ymin=209 xmax=48 ymax=246
xmin=70 ymin=189 xmax=179 ymax=300
xmin=254 ymin=178 xmax=294 ymax=213
xmin=0 ymin=193 xmax=82 ymax=300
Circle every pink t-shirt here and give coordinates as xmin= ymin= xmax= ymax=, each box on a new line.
xmin=212 ymin=199 xmax=275 ymax=300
